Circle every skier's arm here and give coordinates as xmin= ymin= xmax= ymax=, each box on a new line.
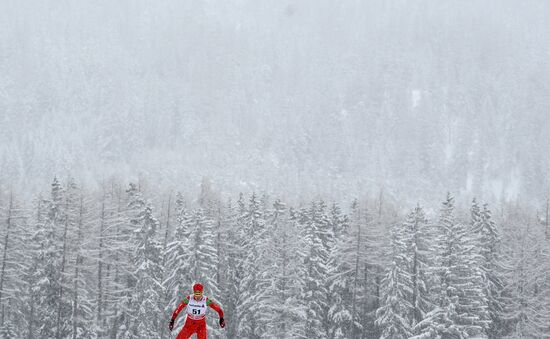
xmin=206 ymin=298 xmax=224 ymax=318
xmin=207 ymin=298 xmax=226 ymax=328
xmin=171 ymin=295 xmax=190 ymax=321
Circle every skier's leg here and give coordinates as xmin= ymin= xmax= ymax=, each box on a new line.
xmin=176 ymin=319 xmax=195 ymax=339
xmin=197 ymin=319 xmax=206 ymax=339
xmin=196 ymin=320 xmax=207 ymax=339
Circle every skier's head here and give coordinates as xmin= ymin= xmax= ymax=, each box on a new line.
xmin=193 ymin=283 xmax=204 ymax=298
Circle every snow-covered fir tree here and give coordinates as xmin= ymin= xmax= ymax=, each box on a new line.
xmin=260 ymin=199 xmax=288 ymax=338
xmin=129 ymin=202 xmax=164 ymax=338
xmin=327 ymin=202 xmax=355 ymax=339
xmin=262 ymin=200 xmax=308 ymax=339
xmin=223 ymin=194 xmax=247 ymax=339
xmin=54 ymin=178 xmax=81 ymax=339
xmin=163 ymin=192 xmax=193 ymax=332
xmin=96 ymin=183 xmax=129 ymax=338
xmin=418 ymin=193 xmax=489 ymax=338
xmin=117 ymin=182 xmax=145 ymax=338
xmin=406 ymin=206 xmax=432 ymax=334
xmin=235 ymin=193 xmax=269 ymax=338
xmin=188 ymin=208 xmax=219 ymax=294
xmin=34 ymin=178 xmax=67 ymax=338
xmin=68 ymin=193 xmax=96 ymax=338
xmin=187 ymin=207 xmax=222 ymax=337
xmin=303 ymin=200 xmax=334 ymax=339
xmin=20 ymin=195 xmax=46 ymax=339
xmin=471 ymin=200 xmax=505 ymax=338
xmin=0 ymin=192 xmax=26 ymax=338
xmin=375 ymin=222 xmax=413 ymax=339
xmin=502 ymin=216 xmax=550 ymax=338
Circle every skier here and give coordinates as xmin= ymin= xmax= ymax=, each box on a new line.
xmin=169 ymin=283 xmax=225 ymax=339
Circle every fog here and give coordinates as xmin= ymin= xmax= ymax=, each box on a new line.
xmin=1 ymin=0 xmax=549 ymax=205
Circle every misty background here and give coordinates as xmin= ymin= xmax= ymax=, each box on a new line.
xmin=1 ymin=0 xmax=549 ymax=206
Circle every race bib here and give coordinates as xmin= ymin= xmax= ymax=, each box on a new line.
xmin=186 ymin=295 xmax=207 ymax=320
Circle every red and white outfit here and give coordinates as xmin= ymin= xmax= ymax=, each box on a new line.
xmin=171 ymin=294 xmax=224 ymax=339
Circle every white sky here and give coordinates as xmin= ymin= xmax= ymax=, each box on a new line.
xmin=0 ymin=0 xmax=549 ymax=206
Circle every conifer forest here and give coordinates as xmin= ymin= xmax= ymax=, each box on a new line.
xmin=0 ymin=181 xmax=549 ymax=338
xmin=1 ymin=1 xmax=549 ymax=338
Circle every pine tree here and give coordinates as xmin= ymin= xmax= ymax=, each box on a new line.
xmin=95 ymin=191 xmax=109 ymax=337
xmin=187 ymin=207 xmax=222 ymax=337
xmin=32 ymin=178 xmax=65 ymax=338
xmin=258 ymin=199 xmax=286 ymax=338
xmin=375 ymin=223 xmax=413 ymax=339
xmin=48 ymin=179 xmax=68 ymax=337
xmin=347 ymin=199 xmax=370 ymax=338
xmin=363 ymin=197 xmax=391 ymax=339
xmin=188 ymin=209 xmax=218 ymax=293
xmin=55 ymin=178 xmax=80 ymax=339
xmin=262 ymin=200 xmax=308 ymax=339
xmin=68 ymin=193 xmax=97 ymax=338
xmin=502 ymin=219 xmax=550 ymax=338
xmin=158 ymin=190 xmax=175 ymax=339
xmin=0 ymin=192 xmax=27 ymax=338
xmin=224 ymin=194 xmax=247 ymax=339
xmin=117 ymin=182 xmax=144 ymax=338
xmin=163 ymin=192 xmax=192 ymax=333
xmin=418 ymin=193 xmax=487 ymax=338
xmin=303 ymin=200 xmax=334 ymax=339
xmin=131 ymin=203 xmax=164 ymax=338
xmin=98 ymin=182 xmax=128 ymax=338
xmin=20 ymin=196 xmax=46 ymax=339
xmin=407 ymin=206 xmax=432 ymax=331
xmin=235 ymin=193 xmax=268 ymax=338
xmin=327 ymin=203 xmax=354 ymax=339
xmin=281 ymin=206 xmax=309 ymax=338
xmin=471 ymin=201 xmax=505 ymax=338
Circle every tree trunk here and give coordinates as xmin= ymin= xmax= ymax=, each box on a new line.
xmin=163 ymin=193 xmax=172 ymax=249
xmin=545 ymin=198 xmax=549 ymax=240
xmin=0 ymin=192 xmax=13 ymax=326
xmin=97 ymin=200 xmax=105 ymax=335
xmin=72 ymin=196 xmax=84 ymax=339
xmin=351 ymin=213 xmax=361 ymax=337
xmin=56 ymin=213 xmax=70 ymax=339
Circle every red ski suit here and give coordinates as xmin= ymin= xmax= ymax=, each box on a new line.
xmin=171 ymin=295 xmax=224 ymax=339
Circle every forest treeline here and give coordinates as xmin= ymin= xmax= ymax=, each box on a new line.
xmin=0 ymin=178 xmax=548 ymax=338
